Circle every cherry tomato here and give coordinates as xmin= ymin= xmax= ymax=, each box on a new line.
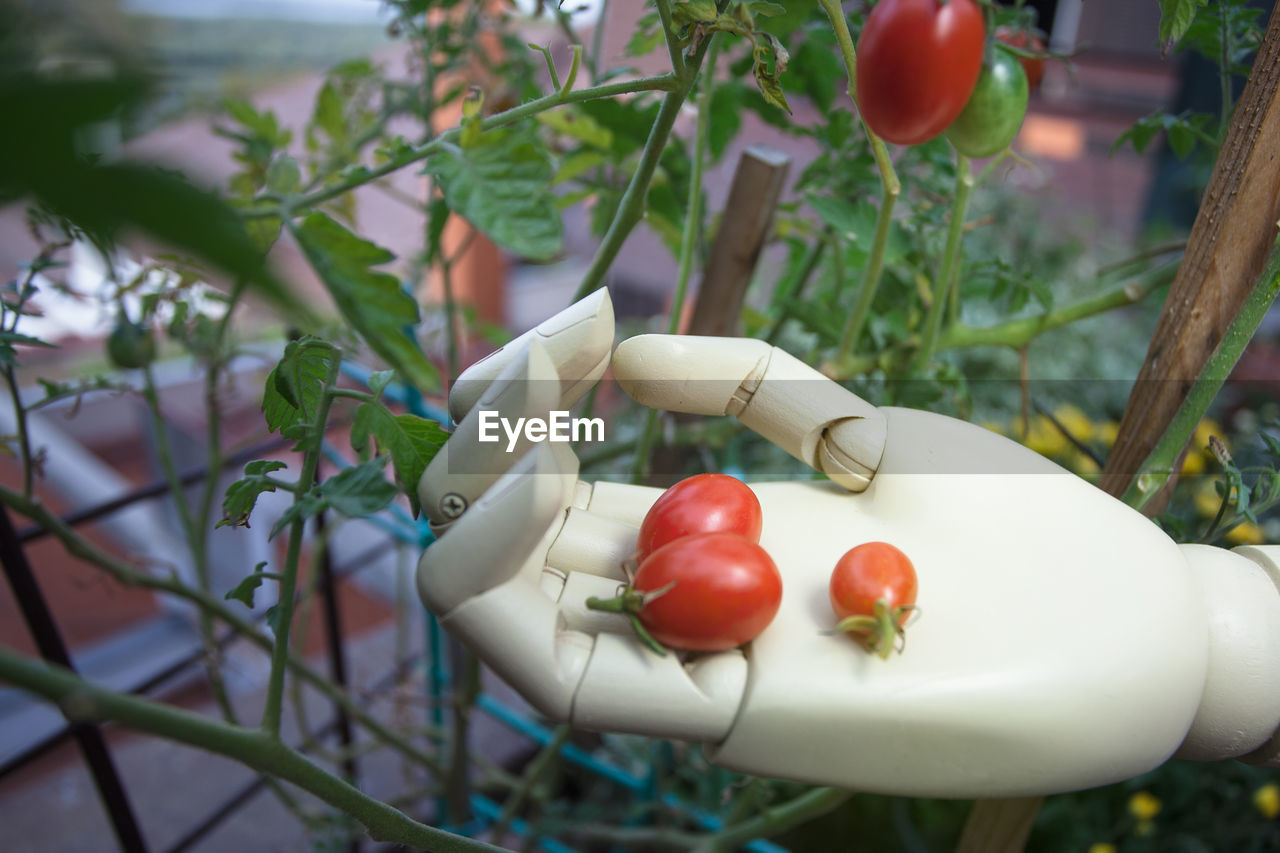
xmin=632 ymin=533 xmax=782 ymax=652
xmin=945 ymin=44 xmax=1029 ymax=158
xmin=855 ymin=0 xmax=986 ymax=145
xmin=829 ymin=541 xmax=918 ymax=659
xmin=106 ymin=318 xmax=156 ymax=370
xmin=635 ymin=473 xmax=762 ymax=563
xmin=996 ymin=27 xmax=1046 ymax=92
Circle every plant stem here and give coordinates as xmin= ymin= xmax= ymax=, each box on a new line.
xmin=824 ymin=262 xmax=1176 ymax=377
xmin=628 ymin=35 xmax=719 ymax=483
xmin=572 ymin=31 xmax=718 ymax=301
xmin=765 ymin=231 xmax=828 ymax=344
xmin=490 ymin=725 xmax=570 ymax=843
xmin=0 ymin=484 xmax=444 ymax=774
xmin=1121 ymin=232 xmax=1280 ymax=510
xmin=818 ymin=0 xmax=901 ymax=362
xmin=261 ymin=353 xmax=343 ymax=737
xmin=914 ymin=153 xmax=973 ymax=369
xmin=689 ymin=787 xmax=851 ymax=853
xmin=0 ymin=647 xmax=505 ymax=853
xmin=243 ymin=75 xmax=676 ymax=220
xmin=655 ymin=0 xmax=688 ymax=79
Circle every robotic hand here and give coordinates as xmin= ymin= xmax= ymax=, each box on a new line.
xmin=416 ymin=290 xmax=1280 ymax=798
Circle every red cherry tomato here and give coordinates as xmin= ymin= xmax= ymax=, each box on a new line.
xmin=829 ymin=541 xmax=918 ymax=658
xmin=633 ymin=532 xmax=782 ymax=652
xmin=996 ymin=27 xmax=1046 ymax=92
xmin=635 ymin=473 xmax=762 ymax=563
xmin=856 ymin=0 xmax=986 ymax=145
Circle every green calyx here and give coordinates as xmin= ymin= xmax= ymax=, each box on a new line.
xmin=832 ymin=597 xmax=917 ymax=660
xmin=585 ymin=581 xmax=676 ymax=657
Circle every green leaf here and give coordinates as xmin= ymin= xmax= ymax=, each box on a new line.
xmin=554 ymin=150 xmax=609 ymax=185
xmin=707 ymin=85 xmax=743 ymax=162
xmin=262 ymin=338 xmax=334 ymax=434
xmin=424 ymin=126 xmax=564 ymax=260
xmin=219 ymin=459 xmax=289 ymax=528
xmin=322 ymin=458 xmax=399 ymax=518
xmin=625 ymin=10 xmax=665 ymax=57
xmin=1158 ymin=0 xmax=1210 ymax=45
xmin=265 ymin=604 xmax=284 ymax=635
xmin=367 ymin=370 xmax=395 ymax=399
xmin=672 ymin=0 xmax=719 ymax=28
xmin=350 ymin=403 xmax=448 ymax=513
xmin=788 ymin=35 xmax=842 ymax=113
xmin=747 ymin=0 xmax=785 ymax=16
xmin=537 ymin=107 xmax=615 ymax=151
xmin=225 ymin=562 xmax=271 ymax=608
xmin=752 ymin=34 xmax=792 ymax=114
xmin=290 ymin=213 xmax=439 ymax=392
xmin=268 ymin=458 xmax=398 ymax=539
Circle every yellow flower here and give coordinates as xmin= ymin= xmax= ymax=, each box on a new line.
xmin=1195 ymin=480 xmax=1226 ymax=518
xmin=979 ymin=421 xmax=1005 ymax=436
xmin=1254 ymin=783 xmax=1280 ymax=819
xmin=1052 ymin=405 xmax=1094 ymax=442
xmin=1068 ymin=450 xmax=1101 ymax=477
xmin=1195 ymin=418 xmax=1226 ymax=449
xmin=1087 ymin=844 xmax=1117 ymax=853
xmin=1095 ymin=421 xmax=1120 ymax=447
xmin=1129 ymin=790 xmax=1162 ymax=821
xmin=1021 ymin=415 xmax=1069 ymax=458
xmin=1226 ymin=521 xmax=1266 ymax=545
xmin=1181 ymin=449 xmax=1207 ymax=476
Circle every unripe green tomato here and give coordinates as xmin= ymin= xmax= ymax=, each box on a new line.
xmin=945 ymin=45 xmax=1029 ymax=158
xmin=106 ymin=320 xmax=156 ymax=369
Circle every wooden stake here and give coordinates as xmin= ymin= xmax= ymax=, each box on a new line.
xmin=1098 ymin=5 xmax=1280 ymax=505
xmin=686 ymin=145 xmax=791 ymax=336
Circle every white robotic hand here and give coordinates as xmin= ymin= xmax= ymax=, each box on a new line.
xmin=417 ymin=290 xmax=1280 ymax=798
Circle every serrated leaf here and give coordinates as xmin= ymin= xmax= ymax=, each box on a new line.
xmin=224 ymin=563 xmax=270 ymax=608
xmin=554 ymin=150 xmax=608 ymax=185
xmin=672 ymin=0 xmax=718 ymax=28
xmin=350 ymin=404 xmax=447 ymax=513
xmin=752 ymin=34 xmax=792 ymax=114
xmin=321 ymin=458 xmax=399 ymax=518
xmin=262 ymin=338 xmax=334 ymax=433
xmin=537 ymin=108 xmax=615 ymax=151
xmin=265 ymin=604 xmax=283 ymax=635
xmin=425 ymin=126 xmax=564 ymax=260
xmin=270 ymin=492 xmax=326 ymax=540
xmin=1158 ymin=0 xmax=1209 ymax=45
xmin=290 ymin=213 xmax=439 ymax=392
xmin=219 ymin=460 xmax=288 ymax=528
xmin=367 ymin=370 xmax=395 ymax=399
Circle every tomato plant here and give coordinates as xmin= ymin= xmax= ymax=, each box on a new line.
xmin=588 ymin=532 xmax=782 ymax=654
xmin=945 ymin=44 xmax=1030 ymax=158
xmin=829 ymin=541 xmax=919 ymax=659
xmin=996 ymin=27 xmax=1046 ymax=91
xmin=635 ymin=473 xmax=763 ymax=563
xmin=856 ymin=0 xmax=986 ymax=145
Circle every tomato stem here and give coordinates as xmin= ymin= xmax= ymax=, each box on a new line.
xmin=585 ymin=589 xmax=671 ymax=657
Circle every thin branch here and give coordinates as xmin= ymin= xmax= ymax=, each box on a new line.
xmin=0 ymin=647 xmax=505 ymax=853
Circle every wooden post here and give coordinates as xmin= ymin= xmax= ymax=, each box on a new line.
xmin=1098 ymin=4 xmax=1280 ymax=504
xmin=686 ymin=145 xmax=791 ymax=336
xmin=955 ymin=8 xmax=1280 ymax=853
xmin=649 ymin=146 xmax=790 ymax=484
